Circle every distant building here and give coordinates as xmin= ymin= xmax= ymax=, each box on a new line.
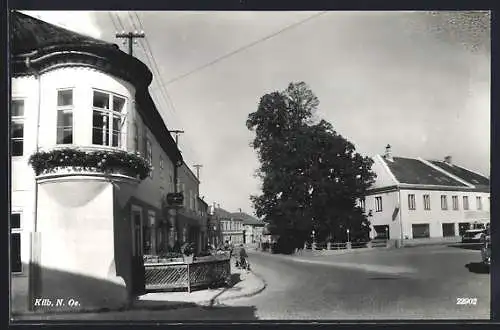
xmin=176 ymin=163 xmax=206 ymax=251
xmin=207 ymin=204 xmax=223 ymax=248
xmin=213 ymin=205 xmax=244 ymax=244
xmin=231 ymin=211 xmax=266 ymax=246
xmin=364 ymin=145 xmax=490 ymax=242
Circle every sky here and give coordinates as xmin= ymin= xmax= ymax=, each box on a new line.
xmin=22 ymin=10 xmax=491 ymax=216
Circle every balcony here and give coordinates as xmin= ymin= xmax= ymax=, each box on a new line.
xmin=28 ymin=147 xmax=151 ymax=183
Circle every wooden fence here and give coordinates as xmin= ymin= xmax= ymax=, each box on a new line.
xmin=144 ymin=254 xmax=231 ymax=293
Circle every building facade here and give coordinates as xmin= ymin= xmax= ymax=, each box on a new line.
xmin=213 ymin=206 xmax=244 ymax=245
xmin=231 ymin=211 xmax=266 ymax=246
xmin=9 ymin=12 xmax=205 ymax=312
xmin=176 ymin=163 xmax=205 ymax=251
xmin=364 ymin=145 xmax=490 ymax=243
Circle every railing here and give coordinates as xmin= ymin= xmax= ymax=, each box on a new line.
xmin=144 ymin=253 xmax=231 ymax=293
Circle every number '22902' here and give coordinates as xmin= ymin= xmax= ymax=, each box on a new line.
xmin=456 ymin=298 xmax=477 ymax=305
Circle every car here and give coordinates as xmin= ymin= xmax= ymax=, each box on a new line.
xmin=481 ymin=229 xmax=491 ymax=266
xmin=461 ymin=229 xmax=486 ymax=243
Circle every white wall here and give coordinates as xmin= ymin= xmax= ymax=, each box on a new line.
xmin=11 ymin=75 xmax=39 ymax=278
xmin=365 ymin=191 xmax=401 ymax=240
xmin=400 ymin=189 xmax=490 ymax=238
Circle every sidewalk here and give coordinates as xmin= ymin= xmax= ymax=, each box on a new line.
xmin=12 ymin=267 xmax=266 ymax=321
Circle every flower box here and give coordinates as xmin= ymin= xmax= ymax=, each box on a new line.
xmin=29 ymin=148 xmax=152 ymax=180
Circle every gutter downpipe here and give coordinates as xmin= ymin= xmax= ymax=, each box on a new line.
xmin=398 ymin=187 xmax=404 ymax=248
xmin=25 ymin=55 xmax=42 ymax=311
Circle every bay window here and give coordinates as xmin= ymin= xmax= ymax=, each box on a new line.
xmin=56 ymin=89 xmax=74 ymax=144
xmin=11 ymin=99 xmax=24 ymax=156
xmin=92 ymin=90 xmax=126 ymax=147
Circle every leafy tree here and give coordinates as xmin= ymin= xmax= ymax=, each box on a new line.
xmin=247 ymin=82 xmax=376 ymax=253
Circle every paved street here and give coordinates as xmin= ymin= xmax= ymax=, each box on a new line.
xmin=14 ymin=245 xmax=489 ymax=321
xmin=230 ymin=245 xmax=490 ymax=320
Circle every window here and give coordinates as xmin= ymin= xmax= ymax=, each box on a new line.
xmin=359 ymin=198 xmax=365 ymax=212
xmin=133 ymin=123 xmax=139 ymax=152
xmin=463 ymin=196 xmax=469 ymax=210
xmin=452 ymin=196 xmax=459 ymax=210
xmin=408 ymin=194 xmax=416 ymax=210
xmin=412 ymin=224 xmax=430 ymax=239
xmin=442 ymin=223 xmax=456 ymax=237
xmin=56 ymin=89 xmax=74 ymax=144
xmin=440 ymin=195 xmax=448 ymax=210
xmin=375 ymin=196 xmax=383 ymax=212
xmin=476 ymin=196 xmax=482 ymax=210
xmin=146 ymin=138 xmax=152 ymax=177
xmin=159 ymin=156 xmax=164 ymax=179
xmin=11 ymin=99 xmax=24 ymax=156
xmin=11 ymin=213 xmax=22 ymax=273
xmin=92 ymin=90 xmax=125 ymax=147
xmin=189 ymin=190 xmax=193 ymax=210
xmin=423 ymin=195 xmax=431 ymax=210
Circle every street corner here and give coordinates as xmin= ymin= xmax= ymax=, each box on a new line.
xmin=211 ymin=269 xmax=267 ymax=305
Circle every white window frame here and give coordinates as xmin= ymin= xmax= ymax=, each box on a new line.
xmin=463 ymin=196 xmax=469 ymax=210
xmin=11 ymin=98 xmax=25 ymax=157
xmin=423 ymin=194 xmax=431 ymax=210
xmin=148 ymin=210 xmax=157 ymax=254
xmin=159 ymin=155 xmax=164 ymax=180
xmin=408 ymin=194 xmax=416 ymax=210
xmin=10 ymin=211 xmax=23 ymax=275
xmin=476 ymin=196 xmax=482 ymax=210
xmin=440 ymin=195 xmax=448 ymax=210
xmin=133 ymin=122 xmax=139 ymax=152
xmin=359 ymin=198 xmax=366 ymax=212
xmin=146 ymin=138 xmax=153 ymax=178
xmin=92 ymin=89 xmax=127 ymax=148
xmin=452 ymin=196 xmax=459 ymax=210
xmin=56 ymin=88 xmax=74 ymax=145
xmin=375 ymin=196 xmax=383 ymax=212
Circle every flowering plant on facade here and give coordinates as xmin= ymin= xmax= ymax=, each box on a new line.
xmin=28 ymin=147 xmax=152 ymax=180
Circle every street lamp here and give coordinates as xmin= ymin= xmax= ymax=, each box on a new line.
xmin=346 ymin=229 xmax=350 ymax=243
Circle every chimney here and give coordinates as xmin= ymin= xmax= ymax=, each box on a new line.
xmin=384 ymin=144 xmax=393 ymax=162
xmin=444 ymin=155 xmax=452 ymax=165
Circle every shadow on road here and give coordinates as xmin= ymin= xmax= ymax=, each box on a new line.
xmin=465 ymin=262 xmax=490 ymax=274
xmin=448 ymin=244 xmax=482 ymax=250
xmin=191 ymin=305 xmax=260 ymax=320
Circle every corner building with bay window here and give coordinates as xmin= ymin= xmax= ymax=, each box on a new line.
xmin=10 ymin=12 xmax=192 ymax=312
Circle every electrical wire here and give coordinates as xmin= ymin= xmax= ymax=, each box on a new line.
xmin=165 ymin=11 xmax=328 ymax=86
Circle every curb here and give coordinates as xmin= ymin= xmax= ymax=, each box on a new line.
xmin=13 ymin=272 xmax=268 ymax=318
xmin=211 ymin=271 xmax=267 ymax=305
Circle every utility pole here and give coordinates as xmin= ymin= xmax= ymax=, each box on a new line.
xmin=193 ymin=164 xmax=203 ymax=181
xmin=115 ymin=30 xmax=145 ymax=56
xmin=168 ymin=130 xmax=185 ymax=145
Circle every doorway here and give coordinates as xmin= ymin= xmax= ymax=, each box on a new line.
xmin=131 ymin=207 xmax=145 ymax=295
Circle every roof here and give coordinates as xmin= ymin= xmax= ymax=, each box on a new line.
xmin=213 ymin=207 xmax=235 ymax=220
xmin=11 ymin=11 xmax=117 ymax=55
xmin=382 ymin=157 xmax=468 ymax=187
xmin=230 ymin=212 xmax=265 ymax=226
xmin=428 ymin=160 xmax=490 ymax=187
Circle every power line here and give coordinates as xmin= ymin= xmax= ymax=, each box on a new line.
xmin=130 ymin=12 xmax=201 ymax=163
xmin=165 ymin=11 xmax=328 ymax=86
xmin=134 ymin=12 xmax=178 ymax=115
xmin=114 ymin=12 xmax=126 ymax=32
xmin=108 ymin=12 xmax=120 ymax=32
